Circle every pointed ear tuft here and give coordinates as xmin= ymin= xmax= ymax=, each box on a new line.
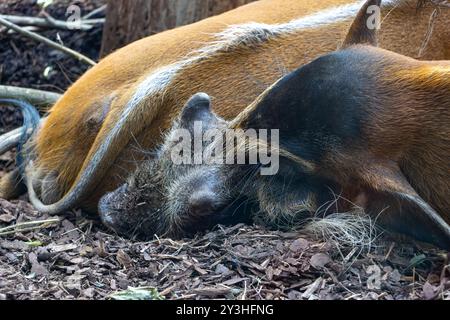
xmin=341 ymin=0 xmax=381 ymax=48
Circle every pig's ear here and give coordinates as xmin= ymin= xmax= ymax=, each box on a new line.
xmin=357 ymin=160 xmax=450 ymax=249
xmin=229 ymin=80 xmax=283 ymax=130
xmin=180 ymin=93 xmax=213 ymax=124
xmin=341 ymin=0 xmax=381 ymax=48
xmin=179 ymin=92 xmax=223 ymax=131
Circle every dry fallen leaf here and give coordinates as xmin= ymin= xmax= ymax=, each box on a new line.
xmin=215 ymin=264 xmax=230 ymax=275
xmin=289 ymin=238 xmax=309 ymax=252
xmin=0 ymin=213 xmax=15 ymax=223
xmin=310 ymin=253 xmax=331 ymax=269
xmin=422 ymin=282 xmax=437 ymax=300
xmin=117 ymin=249 xmax=133 ymax=269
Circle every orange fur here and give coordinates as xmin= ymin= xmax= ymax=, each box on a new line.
xmin=13 ymin=0 xmax=450 ymax=212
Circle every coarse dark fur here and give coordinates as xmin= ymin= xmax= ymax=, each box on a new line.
xmin=98 ymin=93 xmax=253 ymax=239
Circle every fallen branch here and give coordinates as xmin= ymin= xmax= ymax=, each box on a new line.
xmin=0 ymin=85 xmax=61 ymax=106
xmin=0 ymin=118 xmax=45 ymax=155
xmin=0 ymin=128 xmax=23 ymax=155
xmin=0 ymin=16 xmax=97 ymax=66
xmin=0 ymin=14 xmax=103 ymax=31
xmin=82 ymin=4 xmax=107 ymax=20
xmin=42 ymin=11 xmax=103 ymax=30
xmin=1 ymin=25 xmax=39 ymax=34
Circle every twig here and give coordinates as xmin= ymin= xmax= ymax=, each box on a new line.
xmin=82 ymin=4 xmax=107 ymax=20
xmin=42 ymin=11 xmax=103 ymax=31
xmin=0 ymin=218 xmax=60 ymax=231
xmin=42 ymin=11 xmax=103 ymax=30
xmin=0 ymin=14 xmax=103 ymax=31
xmin=1 ymin=25 xmax=39 ymax=34
xmin=0 ymin=85 xmax=61 ymax=106
xmin=0 ymin=225 xmax=53 ymax=236
xmin=0 ymin=218 xmax=60 ymax=236
xmin=383 ymin=242 xmax=396 ymax=261
xmin=0 ymin=16 xmax=97 ymax=66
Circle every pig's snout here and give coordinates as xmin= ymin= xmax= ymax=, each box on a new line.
xmin=188 ymin=190 xmax=221 ymax=217
xmin=98 ymin=183 xmax=129 ymax=230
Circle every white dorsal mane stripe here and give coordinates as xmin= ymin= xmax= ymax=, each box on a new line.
xmin=131 ymin=0 xmax=400 ymax=111
xmin=199 ymin=0 xmax=398 ymax=55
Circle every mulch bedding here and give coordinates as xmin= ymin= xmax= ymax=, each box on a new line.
xmin=1 ymin=147 xmax=449 ymax=301
xmin=0 ymin=187 xmax=449 ymax=300
xmin=0 ymin=0 xmax=449 ymax=300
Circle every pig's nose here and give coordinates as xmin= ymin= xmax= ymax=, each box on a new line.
xmin=188 ymin=191 xmax=217 ymax=216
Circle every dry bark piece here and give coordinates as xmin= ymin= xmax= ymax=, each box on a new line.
xmin=422 ymin=282 xmax=438 ymax=300
xmin=290 ymin=238 xmax=310 ymax=252
xmin=116 ymin=249 xmax=133 ymax=269
xmin=193 ymin=286 xmax=232 ymax=297
xmin=0 ymin=213 xmax=15 ymax=223
xmin=310 ymin=253 xmax=331 ymax=269
xmin=28 ymin=252 xmax=48 ymax=276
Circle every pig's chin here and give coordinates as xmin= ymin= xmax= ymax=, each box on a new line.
xmin=200 ymin=196 xmax=254 ymax=231
xmin=163 ymin=195 xmax=254 ymax=238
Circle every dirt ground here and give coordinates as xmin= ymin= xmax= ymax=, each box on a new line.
xmin=0 ymin=0 xmax=449 ymax=300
